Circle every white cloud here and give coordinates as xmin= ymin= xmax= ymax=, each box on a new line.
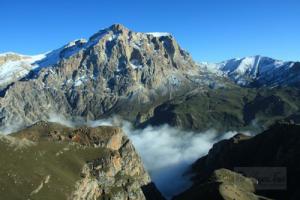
xmin=87 ymin=118 xmax=238 ymax=198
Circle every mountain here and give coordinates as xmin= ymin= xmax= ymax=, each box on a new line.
xmin=202 ymin=55 xmax=300 ymax=87
xmin=175 ymin=123 xmax=300 ymax=200
xmin=0 ymin=24 xmax=227 ymax=131
xmin=1 ymin=24 xmax=300 ymax=200
xmin=1 ymin=24 xmax=300 ymax=133
xmin=0 ymin=40 xmax=91 ymax=90
xmin=0 ymin=121 xmax=164 ymax=200
xmin=0 ymin=52 xmax=43 ymax=90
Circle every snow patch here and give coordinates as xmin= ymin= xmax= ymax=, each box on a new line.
xmin=74 ymin=75 xmax=87 ymax=87
xmin=130 ymin=59 xmax=143 ymax=69
xmin=107 ymin=34 xmax=118 ymax=41
xmin=0 ymin=33 xmax=106 ymax=87
xmin=0 ymin=54 xmax=47 ymax=85
xmin=74 ymin=80 xmax=83 ymax=87
xmin=208 ymin=55 xmax=297 ymax=86
xmin=146 ymin=32 xmax=171 ymax=37
xmin=168 ymin=74 xmax=181 ymax=87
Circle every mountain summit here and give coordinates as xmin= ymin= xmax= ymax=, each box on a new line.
xmin=0 ymin=24 xmax=218 ymax=130
xmin=0 ymin=24 xmax=178 ymax=90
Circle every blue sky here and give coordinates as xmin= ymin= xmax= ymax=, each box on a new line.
xmin=0 ymin=0 xmax=299 ymax=62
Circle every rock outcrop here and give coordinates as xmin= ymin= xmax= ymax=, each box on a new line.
xmin=174 ymin=123 xmax=300 ymax=200
xmin=1 ymin=121 xmax=164 ymax=200
xmin=174 ymin=168 xmax=271 ymax=200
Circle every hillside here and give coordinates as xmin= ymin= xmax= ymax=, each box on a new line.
xmin=0 ymin=121 xmax=164 ymax=200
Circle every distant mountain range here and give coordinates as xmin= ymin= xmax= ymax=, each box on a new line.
xmin=0 ymin=24 xmax=300 ymax=132
xmin=201 ymin=55 xmax=300 ymax=87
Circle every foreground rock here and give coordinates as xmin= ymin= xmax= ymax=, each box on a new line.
xmin=174 ymin=168 xmax=271 ymax=200
xmin=0 ymin=121 xmax=164 ymax=200
xmin=174 ymin=123 xmax=300 ymax=200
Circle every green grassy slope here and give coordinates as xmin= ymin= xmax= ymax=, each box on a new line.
xmin=0 ymin=138 xmax=107 ymax=200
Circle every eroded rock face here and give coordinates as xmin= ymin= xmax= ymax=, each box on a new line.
xmin=0 ymin=24 xmax=216 ymax=129
xmin=70 ymin=164 xmax=102 ymax=200
xmin=2 ymin=121 xmax=164 ymax=200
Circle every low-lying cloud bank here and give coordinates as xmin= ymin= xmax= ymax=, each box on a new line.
xmin=127 ymin=125 xmax=237 ymax=198
xmin=2 ymin=114 xmax=246 ymax=199
xmin=83 ymin=117 xmax=239 ymax=198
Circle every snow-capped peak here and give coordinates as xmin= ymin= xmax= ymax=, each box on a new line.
xmin=216 ymin=55 xmax=287 ymax=75
xmin=0 ymin=38 xmax=92 ymax=87
xmin=0 ymin=25 xmax=153 ymax=88
xmin=0 ymin=53 xmax=47 ymax=86
xmin=201 ymin=55 xmax=297 ymax=86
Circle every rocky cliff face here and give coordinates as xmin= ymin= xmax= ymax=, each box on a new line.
xmin=175 ymin=123 xmax=300 ymax=200
xmin=0 ymin=121 xmax=164 ymax=200
xmin=0 ymin=24 xmax=224 ymax=130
